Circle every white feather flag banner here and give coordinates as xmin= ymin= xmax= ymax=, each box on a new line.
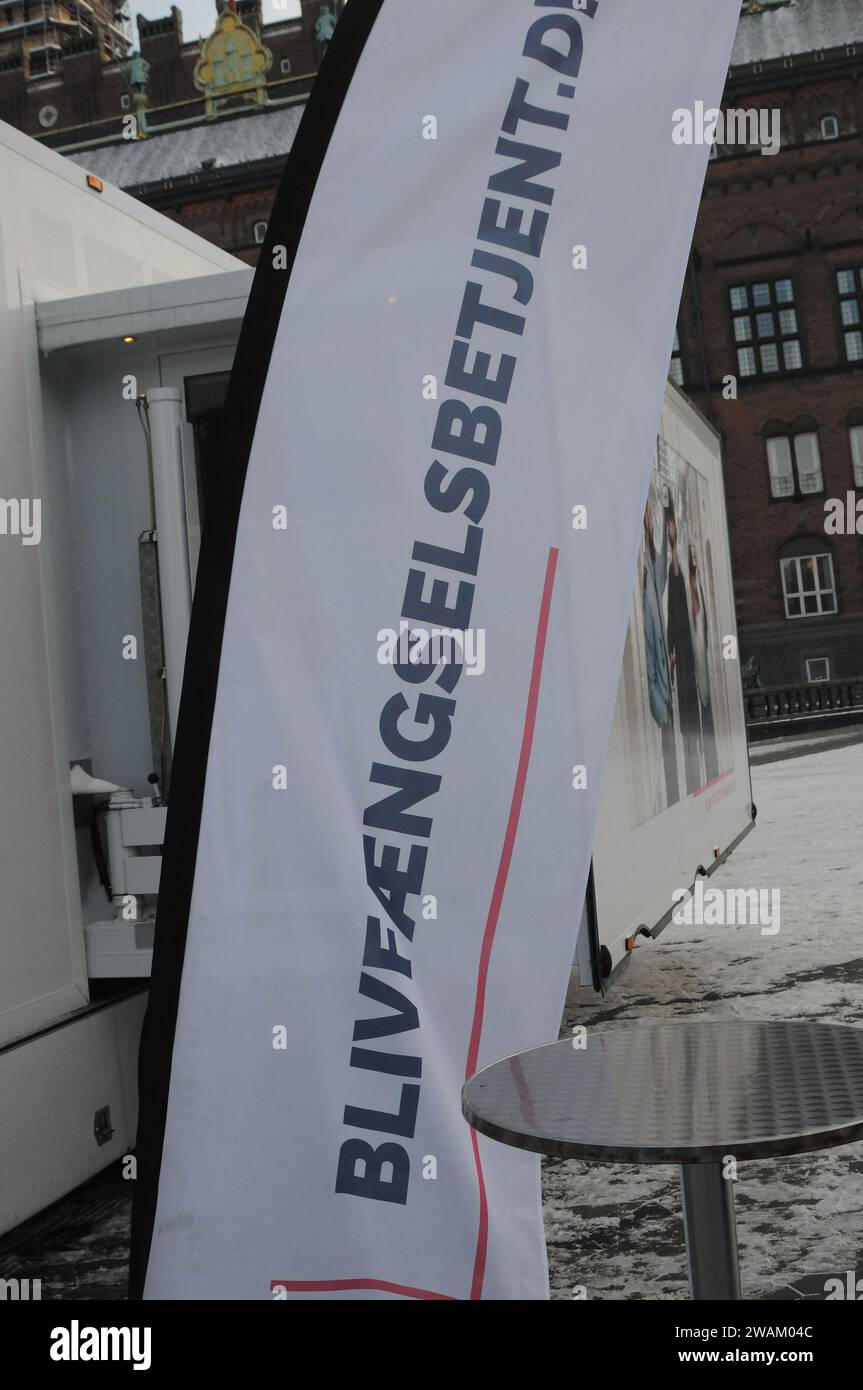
xmin=132 ymin=0 xmax=742 ymax=1301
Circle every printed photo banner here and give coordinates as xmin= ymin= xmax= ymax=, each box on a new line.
xmin=131 ymin=0 xmax=742 ymax=1300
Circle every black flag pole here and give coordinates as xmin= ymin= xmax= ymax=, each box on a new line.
xmin=128 ymin=0 xmax=387 ymax=1300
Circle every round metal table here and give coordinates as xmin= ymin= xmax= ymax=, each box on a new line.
xmin=462 ymin=1019 xmax=863 ymax=1300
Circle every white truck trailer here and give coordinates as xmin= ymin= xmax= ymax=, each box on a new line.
xmin=0 ymin=120 xmax=240 ymax=1235
xmin=577 ymin=385 xmax=755 ymax=989
xmin=1 ymin=124 xmax=753 ymax=1234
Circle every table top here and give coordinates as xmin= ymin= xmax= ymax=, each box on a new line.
xmin=461 ymin=1019 xmax=863 ymax=1164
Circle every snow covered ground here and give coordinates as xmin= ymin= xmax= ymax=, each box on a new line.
xmin=1 ymin=742 xmax=861 ymax=1300
xmin=545 ymin=742 xmax=863 ymax=1300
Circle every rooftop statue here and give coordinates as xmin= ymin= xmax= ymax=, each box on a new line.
xmin=315 ymin=5 xmax=337 ymax=44
xmin=126 ymin=51 xmax=150 ymax=92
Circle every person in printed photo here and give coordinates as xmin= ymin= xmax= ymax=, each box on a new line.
xmin=689 ymin=539 xmax=719 ymax=784
xmin=642 ymin=483 xmax=678 ymax=809
xmin=664 ymin=489 xmax=701 ymax=796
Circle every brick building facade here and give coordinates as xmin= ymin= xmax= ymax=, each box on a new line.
xmin=680 ymin=0 xmax=863 ymax=687
xmin=1 ymin=0 xmax=861 ymax=687
xmin=0 ymin=1 xmax=335 ymax=259
xmin=0 ymin=1 xmax=326 ymax=137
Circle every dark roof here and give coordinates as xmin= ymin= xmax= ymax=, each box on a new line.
xmin=65 ymin=102 xmax=303 ymax=189
xmin=63 ymin=0 xmax=863 ymax=193
xmin=732 ymin=0 xmax=863 ymax=66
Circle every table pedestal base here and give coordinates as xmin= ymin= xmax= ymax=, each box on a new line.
xmin=680 ymin=1163 xmax=741 ymax=1300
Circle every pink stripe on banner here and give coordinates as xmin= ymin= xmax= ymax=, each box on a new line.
xmin=273 ymin=548 xmax=559 ymax=1304
xmin=270 ymin=1278 xmax=457 ymax=1300
xmin=466 ymin=547 xmax=559 ymax=1300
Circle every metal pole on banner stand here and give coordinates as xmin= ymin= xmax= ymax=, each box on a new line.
xmin=146 ymin=386 xmax=192 ymax=751
xmin=680 ymin=1162 xmax=742 ymax=1300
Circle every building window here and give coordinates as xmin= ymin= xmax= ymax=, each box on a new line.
xmin=669 ymin=328 xmax=684 ymax=387
xmin=280 ymin=57 xmax=292 ymax=74
xmin=805 ymin=656 xmax=831 ymax=683
xmin=836 ymin=267 xmax=863 ymax=362
xmin=729 ymin=278 xmax=802 ymax=378
xmin=850 ymin=424 xmax=863 ymax=487
xmin=765 ymin=421 xmax=823 ymax=499
xmin=780 ymin=551 xmax=837 ymax=619
xmin=253 ymin=220 xmax=268 ymax=245
xmin=28 ymin=45 xmax=61 ymax=77
xmin=820 ymin=114 xmax=840 ymax=141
